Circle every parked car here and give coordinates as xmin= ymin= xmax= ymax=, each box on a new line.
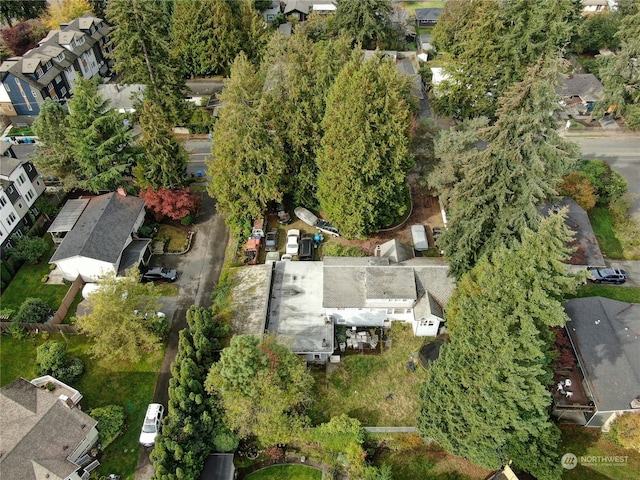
xmin=299 ymin=234 xmax=314 ymax=260
xmin=141 ymin=266 xmax=178 ymax=283
xmin=265 ymin=229 xmax=278 ymax=252
xmin=294 ymin=206 xmax=319 ymax=227
xmin=586 ymin=266 xmax=627 ymax=284
xmin=274 ymin=202 xmax=291 ymax=225
xmin=411 ymin=225 xmax=429 ymax=251
xmin=243 ymin=237 xmax=262 ymax=265
xmin=139 ymin=403 xmax=164 ymax=447
xmin=286 ymin=229 xmax=300 ymax=255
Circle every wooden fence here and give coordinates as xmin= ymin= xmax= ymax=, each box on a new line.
xmin=0 ymin=322 xmax=77 ymax=333
xmin=50 ymin=276 xmax=84 ymax=324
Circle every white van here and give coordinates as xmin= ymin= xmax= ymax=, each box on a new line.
xmin=411 ymin=225 xmax=429 ymax=251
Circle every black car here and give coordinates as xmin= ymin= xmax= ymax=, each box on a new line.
xmin=299 ymin=234 xmax=314 ymax=260
xmin=265 ymin=229 xmax=278 ymax=252
xmin=586 ymin=266 xmax=627 ymax=284
xmin=141 ymin=266 xmax=178 ymax=283
xmin=274 ymin=203 xmax=291 ymax=225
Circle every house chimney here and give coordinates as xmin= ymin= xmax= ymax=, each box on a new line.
xmin=116 ymin=187 xmax=127 ymax=197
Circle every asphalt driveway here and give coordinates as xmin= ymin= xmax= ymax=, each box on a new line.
xmin=135 ymin=192 xmax=229 ymax=478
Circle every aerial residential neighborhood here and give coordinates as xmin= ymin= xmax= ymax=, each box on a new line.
xmin=0 ymin=1 xmax=639 ymax=480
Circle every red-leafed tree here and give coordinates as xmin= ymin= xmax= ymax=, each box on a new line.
xmin=139 ymin=186 xmax=201 ymax=221
xmin=1 ymin=20 xmax=47 ymax=56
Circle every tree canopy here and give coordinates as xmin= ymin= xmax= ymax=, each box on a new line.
xmin=106 ymin=0 xmax=187 ymax=124
xmin=74 ymin=269 xmax=165 ymax=362
xmin=0 ymin=0 xmax=47 ymax=27
xmin=432 ymin=59 xmax=579 ymax=278
xmin=205 ymin=335 xmax=313 ymax=447
xmin=333 ymin=0 xmax=394 ymax=49
xmin=316 ymin=52 xmax=416 ymax=238
xmin=418 ymin=213 xmax=579 ymax=480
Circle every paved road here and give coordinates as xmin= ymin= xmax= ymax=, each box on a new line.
xmin=184 ymin=138 xmax=212 ymax=178
xmin=570 ymin=136 xmax=640 ymax=222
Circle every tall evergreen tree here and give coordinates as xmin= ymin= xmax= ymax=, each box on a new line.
xmin=418 ymin=213 xmax=578 ymax=480
xmin=207 ymin=54 xmax=286 ymax=238
xmin=31 ymin=99 xmax=76 ymax=186
xmin=135 ymin=100 xmax=189 ymax=189
xmin=106 ymin=0 xmax=187 ymax=124
xmin=431 ymin=0 xmax=581 ymax=119
xmin=333 ymin=0 xmax=394 ymax=49
xmin=316 ymin=52 xmax=416 ymax=238
xmin=235 ymin=0 xmax=270 ymax=65
xmin=434 ymin=59 xmax=580 ymax=278
xmin=171 ymin=0 xmax=239 ymax=77
xmin=597 ymin=3 xmax=640 ymax=129
xmin=151 ymin=306 xmax=230 ymax=480
xmin=66 ymin=77 xmax=141 ymax=193
xmin=0 ymin=0 xmax=47 ymax=27
xmin=259 ymin=34 xmax=352 ymax=207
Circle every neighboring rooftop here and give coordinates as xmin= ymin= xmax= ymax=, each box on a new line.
xmin=228 ymin=264 xmax=273 ymax=337
xmin=415 ymin=8 xmax=444 ymax=22
xmin=564 ymin=297 xmax=640 ymax=412
xmin=0 ymin=378 xmax=98 ymax=480
xmin=557 ymin=74 xmax=604 ymax=103
xmin=0 ymin=157 xmax=22 ymax=177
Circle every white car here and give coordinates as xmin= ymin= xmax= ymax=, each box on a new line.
xmin=134 ymin=310 xmax=167 ymax=320
xmin=139 ymin=403 xmax=164 ymax=447
xmin=286 ymin=229 xmax=300 ymax=255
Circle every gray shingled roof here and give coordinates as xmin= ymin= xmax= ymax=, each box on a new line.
xmin=0 ymin=157 xmax=22 ymax=177
xmin=564 ymin=297 xmax=640 ymax=412
xmin=415 ymin=8 xmax=444 ymax=21
xmin=323 ymin=257 xmax=453 ymax=309
xmin=557 ymin=74 xmax=604 ymax=103
xmin=50 ymin=192 xmax=145 ymax=264
xmin=0 ymin=378 xmax=98 ymax=480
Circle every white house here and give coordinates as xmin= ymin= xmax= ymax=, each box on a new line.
xmin=48 ymin=189 xmax=150 ymax=282
xmin=0 ymin=377 xmax=101 ymax=479
xmin=0 ymin=150 xmax=46 ymax=254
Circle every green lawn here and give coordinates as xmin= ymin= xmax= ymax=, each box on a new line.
xmin=309 ymin=323 xmax=429 ymax=426
xmin=588 ymin=207 xmax=624 ymax=259
xmin=0 ymin=333 xmax=164 ymax=480
xmin=1 ymin=243 xmax=68 ymax=312
xmin=402 ymin=1 xmax=446 ymax=16
xmin=560 ymin=425 xmax=640 ymax=480
xmin=246 ymin=465 xmax=322 ymax=480
xmin=567 ymin=285 xmax=640 ymax=303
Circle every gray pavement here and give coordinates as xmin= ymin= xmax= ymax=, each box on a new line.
xmin=135 ymin=192 xmax=229 ymax=479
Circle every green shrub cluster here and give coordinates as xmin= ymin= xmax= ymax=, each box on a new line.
xmin=90 ymin=405 xmax=126 ymax=447
xmin=13 ymin=298 xmax=51 ymax=323
xmin=36 ymin=341 xmax=85 ymax=384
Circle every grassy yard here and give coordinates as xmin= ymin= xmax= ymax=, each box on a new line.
xmin=1 ymin=243 xmax=67 ymax=312
xmin=246 ymin=465 xmax=322 ymax=480
xmin=588 ymin=207 xmax=624 ymax=259
xmin=310 ymin=323 xmax=429 ymax=426
xmin=0 ymin=332 xmax=164 ymax=480
xmin=567 ymin=285 xmax=640 ymax=303
xmin=402 ymin=1 xmax=447 ymax=16
xmin=560 ymin=425 xmax=640 ymax=480
xmin=371 ymin=433 xmax=489 ymax=480
xmin=156 ymin=224 xmax=190 ymax=252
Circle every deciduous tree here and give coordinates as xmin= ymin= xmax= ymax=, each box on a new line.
xmin=74 ymin=270 xmax=164 ymax=362
xmin=41 ymin=0 xmax=92 ymax=30
xmin=135 ymin=100 xmax=189 ymax=189
xmin=205 ymin=335 xmax=313 ymax=446
xmin=316 ymin=52 xmax=415 ymax=238
xmin=139 ymin=186 xmax=201 ymax=221
xmin=434 ymin=59 xmax=580 ymax=278
xmin=418 ymin=214 xmax=579 ymax=480
xmin=0 ymin=19 xmax=47 ymax=56
xmin=6 ymin=235 xmax=49 ymax=264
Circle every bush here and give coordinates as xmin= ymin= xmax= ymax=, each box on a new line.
xmin=579 ymin=159 xmax=627 ymax=206
xmin=608 ymin=412 xmax=640 ymax=451
xmin=138 ymin=224 xmax=157 ymax=238
xmin=90 ymin=405 xmax=126 ymax=446
xmin=144 ymin=314 xmax=169 ymax=339
xmin=6 ymin=236 xmax=50 ymax=265
xmin=322 ymin=243 xmax=367 ymax=257
xmin=6 ymin=323 xmax=26 ymax=339
xmin=36 ymin=341 xmax=84 ymax=384
xmin=180 ymin=213 xmax=194 ymax=226
xmin=13 ymin=298 xmax=51 ymax=323
xmin=213 ymin=430 xmax=240 ymax=453
xmin=559 ymin=171 xmax=598 ymax=211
